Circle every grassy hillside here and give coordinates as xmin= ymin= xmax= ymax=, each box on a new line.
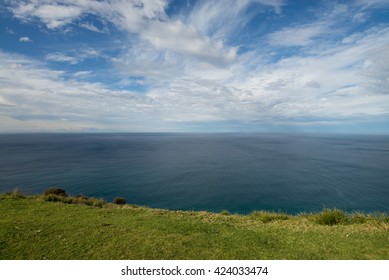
xmin=1 ymin=192 xmax=388 ymax=260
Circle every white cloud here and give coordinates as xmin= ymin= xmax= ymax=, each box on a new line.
xmin=3 ymin=1 xmax=389 ymax=132
xmin=6 ymin=27 xmax=15 ymax=34
xmin=45 ymin=48 xmax=101 ymax=65
xmin=73 ymin=71 xmax=93 ymax=78
xmin=268 ymin=22 xmax=331 ymax=46
xmin=9 ymin=0 xmax=237 ymax=67
xmin=189 ymin=0 xmax=282 ymax=38
xmin=266 ymin=3 xmax=357 ymax=47
xmin=13 ymin=2 xmax=83 ymax=29
xmin=356 ymin=0 xmax=389 ymax=9
xmin=79 ymin=22 xmax=105 ymax=33
xmin=236 ymin=26 xmax=389 ymax=120
xmin=2 ymin=20 xmax=389 ymax=132
xmin=0 ymin=50 xmax=159 ymax=132
xmin=19 ymin=36 xmax=32 ymax=42
xmin=82 ymin=48 xmax=100 ymax=58
xmin=46 ymin=53 xmax=79 ymax=64
xmin=142 ymin=21 xmax=237 ymax=67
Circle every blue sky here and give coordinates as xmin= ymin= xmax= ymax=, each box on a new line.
xmin=0 ymin=0 xmax=388 ymax=133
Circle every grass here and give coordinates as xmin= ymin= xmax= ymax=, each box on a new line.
xmin=0 ymin=192 xmax=388 ymax=260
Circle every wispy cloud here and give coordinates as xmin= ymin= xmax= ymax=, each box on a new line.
xmin=8 ymin=0 xmax=241 ymax=67
xmin=45 ymin=48 xmax=101 ymax=65
xmin=5 ymin=27 xmax=15 ymax=34
xmin=46 ymin=53 xmax=79 ymax=64
xmin=0 ymin=50 xmax=156 ymax=132
xmin=356 ymin=0 xmax=389 ymax=9
xmin=188 ymin=0 xmax=284 ymax=40
xmin=266 ymin=3 xmax=351 ymax=48
xmin=268 ymin=22 xmax=331 ymax=46
xmin=2 ymin=0 xmax=389 ymax=132
xmin=12 ymin=2 xmax=83 ymax=29
xmin=79 ymin=22 xmax=106 ymax=33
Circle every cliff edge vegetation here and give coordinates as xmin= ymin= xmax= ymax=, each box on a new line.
xmin=1 ymin=191 xmax=388 ymax=260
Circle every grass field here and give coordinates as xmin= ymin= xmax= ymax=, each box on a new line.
xmin=1 ymin=192 xmax=388 ymax=260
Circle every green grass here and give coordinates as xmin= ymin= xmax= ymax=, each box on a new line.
xmin=0 ymin=193 xmax=388 ymax=260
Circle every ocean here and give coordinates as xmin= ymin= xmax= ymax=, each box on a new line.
xmin=0 ymin=133 xmax=388 ymax=214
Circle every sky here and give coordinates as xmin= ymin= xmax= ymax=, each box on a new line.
xmin=0 ymin=0 xmax=388 ymax=133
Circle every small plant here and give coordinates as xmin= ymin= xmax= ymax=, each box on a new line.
xmin=373 ymin=213 xmax=389 ymax=223
xmin=220 ymin=210 xmax=230 ymax=216
xmin=350 ymin=213 xmax=367 ymax=224
xmin=76 ymin=194 xmax=88 ymax=200
xmin=113 ymin=197 xmax=126 ymax=205
xmin=44 ymin=188 xmax=68 ymax=197
xmin=75 ymin=195 xmax=90 ymax=204
xmin=10 ymin=188 xmax=25 ymax=199
xmin=250 ymin=211 xmax=290 ymax=223
xmin=42 ymin=192 xmax=105 ymax=208
xmin=43 ymin=194 xmax=62 ymax=202
xmin=85 ymin=197 xmax=105 ymax=208
xmin=315 ymin=209 xmax=348 ymax=226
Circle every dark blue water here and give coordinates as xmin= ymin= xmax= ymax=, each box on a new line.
xmin=0 ymin=133 xmax=388 ymax=214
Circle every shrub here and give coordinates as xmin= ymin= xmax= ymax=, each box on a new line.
xmin=315 ymin=209 xmax=348 ymax=226
xmin=220 ymin=210 xmax=230 ymax=216
xmin=113 ymin=197 xmax=126 ymax=205
xmin=44 ymin=188 xmax=68 ymax=197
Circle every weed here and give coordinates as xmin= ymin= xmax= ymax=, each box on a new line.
xmin=44 ymin=188 xmax=68 ymax=197
xmin=9 ymin=188 xmax=26 ymax=199
xmin=315 ymin=209 xmax=348 ymax=226
xmin=43 ymin=194 xmax=62 ymax=202
xmin=220 ymin=210 xmax=230 ymax=216
xmin=87 ymin=198 xmax=105 ymax=208
xmin=372 ymin=213 xmax=389 ymax=223
xmin=113 ymin=197 xmax=126 ymax=205
xmin=250 ymin=211 xmax=290 ymax=223
xmin=42 ymin=193 xmax=105 ymax=208
xmin=349 ymin=213 xmax=367 ymax=224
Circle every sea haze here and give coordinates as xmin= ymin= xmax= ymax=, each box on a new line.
xmin=0 ymin=133 xmax=388 ymax=214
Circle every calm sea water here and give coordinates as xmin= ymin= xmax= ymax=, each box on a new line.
xmin=0 ymin=133 xmax=388 ymax=214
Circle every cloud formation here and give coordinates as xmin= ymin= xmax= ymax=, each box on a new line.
xmin=1 ymin=0 xmax=389 ymax=133
xmin=9 ymin=0 xmax=239 ymax=67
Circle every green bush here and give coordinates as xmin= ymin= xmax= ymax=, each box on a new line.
xmin=113 ymin=197 xmax=126 ymax=205
xmin=315 ymin=209 xmax=348 ymax=225
xmin=220 ymin=210 xmax=230 ymax=216
xmin=44 ymin=188 xmax=68 ymax=197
